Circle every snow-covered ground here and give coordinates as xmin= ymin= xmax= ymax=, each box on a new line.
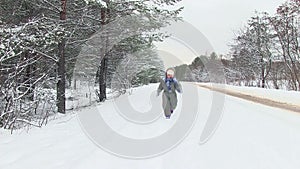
xmin=1 ymin=83 xmax=300 ymax=169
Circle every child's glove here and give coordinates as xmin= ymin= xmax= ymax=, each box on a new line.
xmin=173 ymin=78 xmax=178 ymax=84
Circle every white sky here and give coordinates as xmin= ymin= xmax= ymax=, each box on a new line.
xmin=156 ymin=0 xmax=287 ymax=69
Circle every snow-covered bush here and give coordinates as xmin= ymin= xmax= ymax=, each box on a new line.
xmin=0 ymin=82 xmax=56 ymax=130
xmin=0 ymin=18 xmax=58 ymax=130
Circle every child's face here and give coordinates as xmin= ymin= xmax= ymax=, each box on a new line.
xmin=167 ymin=74 xmax=173 ymax=78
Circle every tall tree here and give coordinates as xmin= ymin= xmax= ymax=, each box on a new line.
xmin=98 ymin=6 xmax=110 ymax=102
xmin=248 ymin=12 xmax=273 ymax=88
xmin=269 ymin=0 xmax=300 ymax=90
xmin=230 ymin=12 xmax=274 ymax=87
xmin=56 ymin=0 xmax=67 ymax=114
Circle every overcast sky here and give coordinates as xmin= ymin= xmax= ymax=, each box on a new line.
xmin=156 ymin=0 xmax=287 ymax=68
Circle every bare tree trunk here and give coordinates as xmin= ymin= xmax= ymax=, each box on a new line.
xmin=22 ymin=51 xmax=35 ymax=101
xmin=25 ymin=60 xmax=35 ymax=101
xmin=57 ymin=0 xmax=67 ymax=114
xmin=98 ymin=6 xmax=110 ymax=102
xmin=99 ymin=57 xmax=107 ymax=102
xmin=290 ymin=60 xmax=300 ymax=90
xmin=73 ymin=78 xmax=77 ymax=90
xmin=57 ymin=39 xmax=66 ymax=113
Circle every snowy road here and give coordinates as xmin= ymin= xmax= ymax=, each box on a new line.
xmin=1 ymin=83 xmax=300 ymax=169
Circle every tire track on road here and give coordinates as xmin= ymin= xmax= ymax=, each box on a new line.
xmin=196 ymin=83 xmax=300 ymax=113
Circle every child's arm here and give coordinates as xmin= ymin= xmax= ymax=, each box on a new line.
xmin=157 ymin=79 xmax=164 ymax=96
xmin=173 ymin=78 xmax=182 ymax=93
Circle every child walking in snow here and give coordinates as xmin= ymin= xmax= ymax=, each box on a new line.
xmin=157 ymin=68 xmax=182 ymax=119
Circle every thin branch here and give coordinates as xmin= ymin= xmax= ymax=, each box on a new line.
xmin=25 ymin=47 xmax=58 ymax=62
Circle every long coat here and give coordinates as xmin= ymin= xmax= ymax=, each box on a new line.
xmin=157 ymin=78 xmax=182 ymax=117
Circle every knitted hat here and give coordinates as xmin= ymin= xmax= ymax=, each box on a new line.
xmin=166 ymin=68 xmax=175 ymax=76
